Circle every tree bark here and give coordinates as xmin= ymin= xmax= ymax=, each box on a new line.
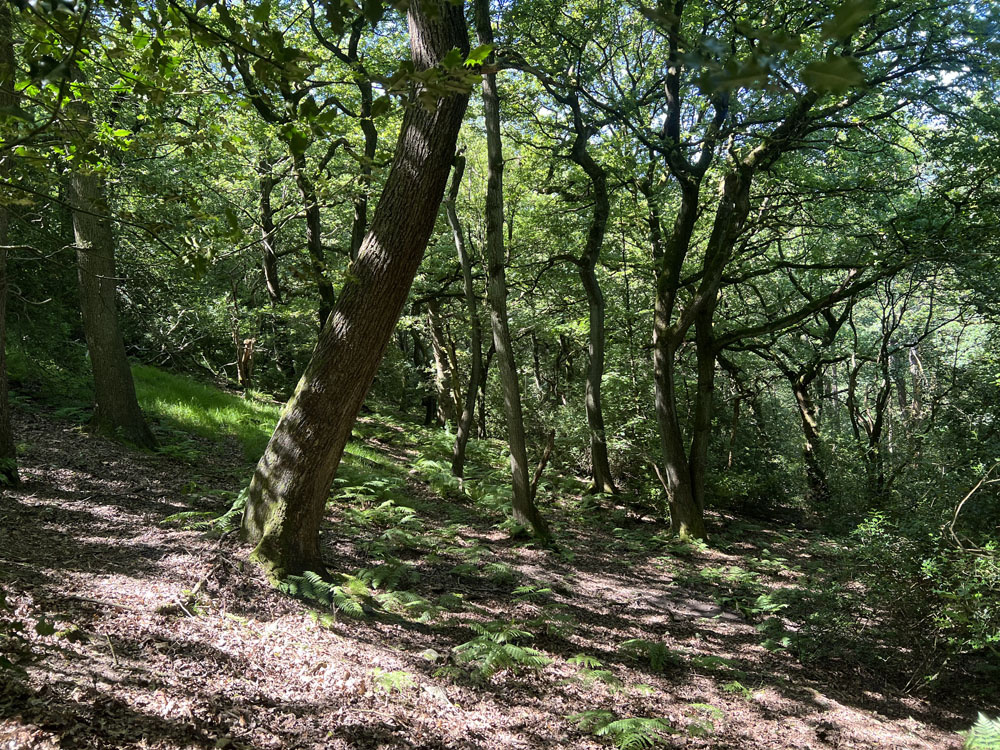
xmin=473 ymin=0 xmax=549 ymax=539
xmin=446 ymin=156 xmax=483 ymax=476
xmin=567 ymin=108 xmax=616 ymax=494
xmin=292 ymin=152 xmax=336 ymax=329
xmin=790 ymin=374 xmax=830 ymax=504
xmin=427 ymin=298 xmax=458 ymax=425
xmin=240 ymin=0 xmax=470 ymax=579
xmin=0 ymin=0 xmax=18 ymax=485
xmin=70 ymin=167 xmax=156 ymax=448
xmin=259 ymin=158 xmax=283 ymax=306
xmin=258 ymin=158 xmax=294 ymax=380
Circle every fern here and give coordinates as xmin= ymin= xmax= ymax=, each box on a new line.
xmin=279 ymin=571 xmax=366 ymax=619
xmin=356 ymin=559 xmax=419 ymax=591
xmin=569 ymin=711 xmax=673 ymax=749
xmin=619 ymin=638 xmax=682 ymax=672
xmin=371 ymin=668 xmax=416 ymax=694
xmin=965 ymin=714 xmax=1000 ymax=750
xmin=453 ymin=620 xmax=551 ymax=677
xmin=568 ymin=653 xmax=602 ymax=669
xmin=376 ymin=590 xmax=443 ymax=622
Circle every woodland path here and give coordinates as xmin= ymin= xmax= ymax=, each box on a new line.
xmin=0 ymin=407 xmax=973 ymax=749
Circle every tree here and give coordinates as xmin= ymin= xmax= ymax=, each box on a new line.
xmin=446 ymin=154 xmax=484 ymax=478
xmin=240 ymin=0 xmax=472 ymax=579
xmin=473 ymin=0 xmax=549 ymax=539
xmin=67 ymin=65 xmax=157 ymax=448
xmin=0 ymin=0 xmax=18 ymax=485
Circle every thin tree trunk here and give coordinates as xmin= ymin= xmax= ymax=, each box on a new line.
xmin=446 ymin=156 xmax=483 ymax=476
xmin=473 ymin=0 xmax=549 ymax=539
xmin=412 ymin=322 xmax=437 ymax=426
xmin=0 ymin=0 xmax=18 ymax=485
xmin=790 ymin=376 xmax=829 ymax=503
xmin=478 ymin=341 xmax=494 ymax=439
xmin=240 ymin=0 xmax=470 ymax=579
xmin=70 ymin=167 xmax=156 ymax=448
xmin=258 ymin=158 xmax=294 ymax=381
xmin=291 ymin=152 xmax=336 ymax=329
xmin=652 ymin=185 xmax=704 ymax=538
xmin=259 ymin=158 xmax=283 ymax=306
xmin=567 ymin=102 xmax=616 ymax=494
xmin=427 ymin=298 xmax=457 ymax=425
xmin=351 ymin=99 xmax=377 ymax=262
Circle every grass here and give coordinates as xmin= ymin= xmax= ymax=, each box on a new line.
xmin=132 ymin=365 xmax=283 ymax=461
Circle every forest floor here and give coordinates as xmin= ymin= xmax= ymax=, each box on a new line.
xmin=0 ymin=402 xmax=992 ymax=749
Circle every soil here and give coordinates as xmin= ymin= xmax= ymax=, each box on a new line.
xmin=0 ymin=407 xmax=985 ymax=749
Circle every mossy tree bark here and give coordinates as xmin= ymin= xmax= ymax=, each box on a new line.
xmin=240 ymin=0 xmax=470 ymax=580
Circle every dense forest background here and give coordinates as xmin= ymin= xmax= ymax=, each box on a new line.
xmin=1 ymin=0 xmax=999 ymax=747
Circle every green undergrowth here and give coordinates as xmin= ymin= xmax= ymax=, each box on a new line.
xmin=133 ymin=365 xmax=283 ymax=461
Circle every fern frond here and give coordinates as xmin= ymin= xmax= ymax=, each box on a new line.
xmin=965 ymin=714 xmax=1000 ymax=750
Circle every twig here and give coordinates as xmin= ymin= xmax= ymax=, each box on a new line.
xmin=105 ymin=633 xmax=119 ymax=667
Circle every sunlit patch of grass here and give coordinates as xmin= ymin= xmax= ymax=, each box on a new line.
xmin=132 ymin=365 xmax=283 ymax=460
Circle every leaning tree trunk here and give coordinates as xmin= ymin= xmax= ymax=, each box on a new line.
xmin=0 ymin=0 xmax=18 ymax=485
xmin=447 ymin=156 xmax=483 ymax=477
xmin=70 ymin=164 xmax=156 ymax=449
xmin=240 ymin=0 xmax=470 ymax=580
xmin=473 ymin=0 xmax=549 ymax=539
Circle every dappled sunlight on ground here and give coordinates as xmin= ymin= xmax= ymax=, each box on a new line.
xmin=0 ymin=406 xmax=979 ymax=749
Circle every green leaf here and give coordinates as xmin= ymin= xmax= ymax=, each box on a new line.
xmin=821 ymin=0 xmax=876 ymax=41
xmin=465 ymin=43 xmax=494 ymax=67
xmin=132 ymin=32 xmax=151 ymax=50
xmin=287 ymin=129 xmax=310 ymax=156
xmin=802 ymin=56 xmax=864 ymax=92
xmin=370 ymin=95 xmax=392 ymax=118
xmin=35 ymin=620 xmax=56 ymax=636
xmin=440 ymin=47 xmax=464 ymax=69
xmin=252 ymin=0 xmax=271 ymax=25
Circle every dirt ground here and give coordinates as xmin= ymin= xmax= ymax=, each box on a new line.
xmin=0 ymin=408 xmax=983 ymax=748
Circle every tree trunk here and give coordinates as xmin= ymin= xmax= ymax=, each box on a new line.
xmin=790 ymin=375 xmax=830 ymax=504
xmin=292 ymin=152 xmax=336 ymax=329
xmin=473 ymin=0 xmax=549 ymax=539
xmin=567 ymin=105 xmax=616 ymax=495
xmin=0 ymin=2 xmax=17 ymax=485
xmin=580 ymin=265 xmax=615 ymax=493
xmin=351 ymin=97 xmax=377 ymax=262
xmin=427 ymin=299 xmax=457 ymax=425
xmin=70 ymin=163 xmax=156 ymax=449
xmin=259 ymin=159 xmax=282 ymax=306
xmin=412 ymin=323 xmax=437 ymax=426
xmin=652 ymin=185 xmax=705 ymax=538
xmin=258 ymin=159 xmax=294 ymax=380
xmin=446 ymin=156 xmax=483 ymax=477
xmin=478 ymin=341 xmax=494 ymax=439
xmin=240 ymin=0 xmax=470 ymax=579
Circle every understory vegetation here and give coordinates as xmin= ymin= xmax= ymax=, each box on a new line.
xmin=2 ymin=0 xmax=1000 ymax=747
